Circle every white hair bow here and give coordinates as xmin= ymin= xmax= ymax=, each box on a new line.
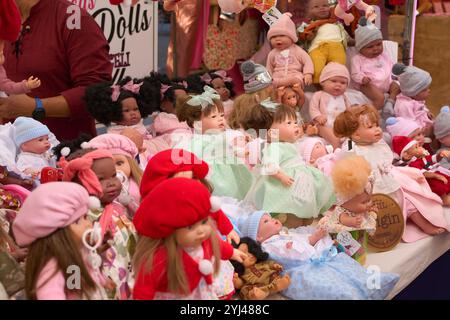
xmin=260 ymin=98 xmax=279 ymax=112
xmin=187 ymin=86 xmax=221 ymax=109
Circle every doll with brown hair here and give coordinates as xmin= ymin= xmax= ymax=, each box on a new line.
xmin=333 ymin=104 xmax=450 ymax=242
xmin=245 ymin=101 xmax=336 ymax=227
xmin=132 ymin=178 xmax=247 ymax=300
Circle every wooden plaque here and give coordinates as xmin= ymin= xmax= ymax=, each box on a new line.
xmin=368 ymin=193 xmax=404 ymax=252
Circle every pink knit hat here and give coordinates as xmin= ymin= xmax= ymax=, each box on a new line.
xmin=298 ymin=137 xmax=324 ymax=163
xmin=385 ymin=117 xmax=421 ymax=138
xmin=267 ymin=12 xmax=298 ymax=43
xmin=87 ymin=133 xmax=138 ymax=158
xmin=319 ymin=62 xmax=350 ymax=83
xmin=13 ymin=182 xmax=90 ymax=246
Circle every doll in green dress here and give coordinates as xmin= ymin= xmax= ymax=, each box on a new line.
xmin=244 ymin=100 xmax=336 ymax=226
xmin=175 ymin=86 xmax=253 ymax=200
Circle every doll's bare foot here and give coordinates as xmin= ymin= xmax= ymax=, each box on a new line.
xmin=410 ymin=212 xmax=446 ymax=235
xmin=248 ymin=287 xmax=269 ymax=300
xmin=272 ymin=275 xmax=291 ymax=292
xmin=343 ymin=13 xmax=355 ymax=25
xmin=309 ymin=228 xmax=328 ymax=246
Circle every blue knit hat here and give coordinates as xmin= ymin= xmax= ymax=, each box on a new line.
xmin=13 ymin=117 xmax=50 ymax=147
xmin=236 ymin=210 xmax=267 ymax=241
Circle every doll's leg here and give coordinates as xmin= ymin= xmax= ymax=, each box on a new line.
xmin=310 ymin=46 xmax=327 ymax=84
xmin=271 ymin=275 xmax=291 ymax=293
xmin=360 ymin=83 xmax=385 ymax=110
xmin=409 ymin=211 xmax=446 ymax=235
xmin=318 ymin=125 xmax=342 ymax=150
xmin=334 ymin=4 xmax=355 ymax=25
xmin=327 ymin=42 xmax=347 ymax=66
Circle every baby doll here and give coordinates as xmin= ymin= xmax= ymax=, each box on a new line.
xmin=276 ymin=85 xmax=305 ymax=112
xmin=52 ymin=133 xmax=92 ymax=162
xmin=229 ymin=60 xmax=275 ymax=130
xmin=385 ymin=117 xmax=428 ymax=150
xmin=334 ymin=0 xmax=377 ymax=26
xmin=217 ymin=0 xmax=275 ymax=13
xmin=266 ymin=12 xmax=314 ymax=90
xmin=392 ymin=136 xmax=450 ymax=206
xmin=245 ymin=102 xmax=336 ymax=226
xmin=201 ymin=70 xmax=236 ymax=121
xmin=351 ymin=18 xmax=397 ymax=109
xmin=298 ymin=0 xmax=351 ymax=84
xmin=0 ymin=0 xmax=41 ymax=95
xmin=309 ymin=62 xmax=352 ymax=149
xmin=230 ymin=237 xmax=291 ymax=300
xmin=12 ymin=182 xmax=107 ymax=300
xmin=61 ymin=149 xmax=137 ymax=300
xmin=392 ymin=63 xmax=434 ymax=137
xmin=434 ymin=106 xmax=450 ymax=170
xmin=132 ymin=178 xmax=247 ymax=300
xmin=86 ymin=134 xmax=143 ymax=218
xmin=297 ymin=137 xmax=339 ymax=176
xmin=333 ymin=104 xmax=449 ymax=242
xmin=13 ymin=117 xmax=56 ymax=179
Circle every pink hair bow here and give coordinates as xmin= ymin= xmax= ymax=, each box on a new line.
xmin=213 ymin=70 xmax=233 ymax=83
xmin=177 ymin=80 xmax=188 ymax=89
xmin=160 ymin=84 xmax=172 ymax=99
xmin=111 ymin=85 xmax=121 ymax=102
xmin=200 ymin=73 xmax=212 ymax=84
xmin=122 ymin=80 xmax=143 ymax=94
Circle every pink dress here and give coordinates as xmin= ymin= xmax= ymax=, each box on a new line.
xmin=394 ymin=94 xmax=433 ymax=129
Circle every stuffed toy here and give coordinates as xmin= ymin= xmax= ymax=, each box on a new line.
xmin=217 ymin=0 xmax=276 ymax=13
xmin=231 ymin=237 xmax=291 ymax=300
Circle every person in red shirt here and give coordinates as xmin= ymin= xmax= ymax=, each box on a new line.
xmin=0 ymin=0 xmax=112 ymax=140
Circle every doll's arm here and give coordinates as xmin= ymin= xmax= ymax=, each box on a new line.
xmin=423 ymin=171 xmax=448 ymax=184
xmin=271 ymin=171 xmax=295 ymax=187
xmin=295 ymin=46 xmax=314 ymax=80
xmin=334 ymin=3 xmax=355 ymax=26
xmin=309 ymin=92 xmax=326 ymax=124
xmin=0 ymin=66 xmax=31 ymax=95
xmin=233 ymin=272 xmax=245 ymax=289
xmin=266 ymin=51 xmax=276 ymax=76
xmin=339 ymin=211 xmax=363 ymax=228
xmin=350 ymin=55 xmax=365 ymax=85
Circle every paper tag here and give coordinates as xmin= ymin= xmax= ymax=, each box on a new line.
xmin=336 ymin=231 xmax=361 ymax=257
xmin=262 ymin=6 xmax=283 ymax=26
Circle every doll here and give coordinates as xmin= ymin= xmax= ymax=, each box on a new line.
xmin=201 ymin=70 xmax=236 ymax=121
xmin=61 ymin=149 xmax=137 ymax=300
xmin=392 ymin=136 xmax=450 ymax=206
xmin=297 ymin=137 xmax=339 ymax=176
xmin=132 ymin=178 xmax=247 ymax=300
xmin=266 ymin=12 xmax=314 ymax=90
xmin=333 ymin=104 xmax=450 ymax=242
xmin=245 ymin=101 xmax=336 ymax=226
xmin=434 ymin=106 xmax=450 ymax=170
xmin=298 ymin=0 xmax=351 ymax=84
xmin=309 ymin=62 xmax=352 ymax=149
xmin=175 ymin=86 xmax=253 ymax=200
xmin=229 ymin=60 xmax=275 ymax=130
xmin=52 ymin=133 xmax=92 ymax=162
xmin=86 ymin=134 xmax=143 ymax=218
xmin=276 ymin=85 xmax=305 ymax=112
xmin=218 ymin=0 xmax=276 ymax=13
xmin=385 ymin=117 xmax=428 ymax=149
xmin=230 ymin=237 xmax=291 ymax=300
xmin=12 ymin=182 xmax=107 ymax=300
xmin=334 ymin=0 xmax=377 ymax=26
xmin=0 ymin=0 xmax=41 ymax=95
xmin=392 ymin=63 xmax=434 ymax=137
xmin=351 ymin=18 xmax=398 ymax=109
xmin=13 ymin=117 xmax=56 ymax=179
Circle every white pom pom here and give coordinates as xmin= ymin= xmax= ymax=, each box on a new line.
xmin=88 ymin=196 xmax=101 ymax=210
xmin=80 ymin=142 xmax=89 ymax=149
xmin=61 ymin=147 xmax=70 ymax=157
xmin=198 ymin=259 xmax=214 ymax=276
xmin=210 ymin=196 xmax=222 ymax=212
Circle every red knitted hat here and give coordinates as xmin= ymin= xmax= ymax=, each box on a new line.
xmin=0 ymin=0 xmax=22 ymax=42
xmin=140 ymin=149 xmax=209 ymax=198
xmin=134 ymin=178 xmax=218 ymax=238
xmin=392 ymin=136 xmax=417 ymax=159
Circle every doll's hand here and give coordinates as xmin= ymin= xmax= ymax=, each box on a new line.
xmin=231 ymin=248 xmax=248 ymax=263
xmin=339 ymin=212 xmax=363 ymax=228
xmin=435 ymin=174 xmax=448 ymax=184
xmin=305 ymin=124 xmax=319 ymax=136
xmin=273 ymin=263 xmax=283 ymax=271
xmin=362 ymin=77 xmax=371 ymax=85
xmin=304 ymin=74 xmax=313 ymax=87
xmin=227 ymin=230 xmax=240 ymax=245
xmin=276 ymin=172 xmax=295 ymax=187
xmin=440 ymin=150 xmax=450 ymax=158
xmin=314 ymin=115 xmax=327 ymax=126
xmin=10 ymin=247 xmax=28 ymax=263
xmin=309 ymin=228 xmax=328 ymax=245
xmin=365 ymin=6 xmax=377 ymax=23
xmin=26 ymin=76 xmax=41 ymax=90
xmin=233 ymin=272 xmax=244 ymax=289
xmin=415 ymin=174 xmax=426 ymax=183
xmin=389 ymin=82 xmax=401 ymax=99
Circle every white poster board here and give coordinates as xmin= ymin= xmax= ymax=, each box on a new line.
xmin=70 ymin=1 xmax=158 ymax=82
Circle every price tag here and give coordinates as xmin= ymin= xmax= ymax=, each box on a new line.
xmin=262 ymin=6 xmax=283 ymax=26
xmin=336 ymin=231 xmax=361 ymax=257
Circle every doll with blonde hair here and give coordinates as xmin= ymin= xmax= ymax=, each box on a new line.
xmin=333 ymin=104 xmax=449 ymax=242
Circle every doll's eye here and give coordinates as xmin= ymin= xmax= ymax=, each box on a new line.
xmin=201 ymin=219 xmax=208 ymax=225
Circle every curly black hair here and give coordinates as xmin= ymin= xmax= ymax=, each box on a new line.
xmin=83 ymin=76 xmax=159 ymax=126
xmin=184 ymin=74 xmax=207 ymax=95
xmin=52 ymin=133 xmax=92 ymax=161
xmin=231 ymin=237 xmax=269 ymax=277
xmin=209 ymin=71 xmax=236 ymax=98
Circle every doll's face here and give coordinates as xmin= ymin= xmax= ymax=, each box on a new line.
xmin=113 ymin=154 xmax=131 ymax=178
xmin=175 ymin=217 xmax=212 ymax=248
xmin=256 ymin=213 xmax=283 ymax=243
xmin=403 ymin=144 xmax=427 ymax=160
xmin=69 ymin=214 xmax=93 ymax=245
xmin=412 ymin=87 xmax=431 ymax=101
xmin=270 ymin=35 xmax=293 ymax=51
xmin=310 ymin=142 xmax=328 ymax=164
xmin=282 ymin=88 xmax=298 ymax=108
xmin=309 ymin=0 xmax=331 ymax=19
xmin=269 ymin=116 xmax=303 ymax=143
xmin=351 ymin=117 xmax=382 ymax=145
xmin=119 ymin=97 xmax=142 ymax=126
xmin=321 ymin=76 xmax=348 ymax=97
xmin=161 ymin=89 xmax=188 ymax=114
xmin=439 ymin=134 xmax=450 ymax=147
xmin=91 ymin=157 xmax=122 ymax=205
xmin=359 ymin=39 xmax=384 ymax=59
xmin=237 ymin=243 xmax=258 ymax=268
xmin=409 ymin=128 xmax=425 ymax=147
xmin=342 ymin=191 xmax=373 ymax=214
xmin=211 ymin=78 xmax=231 ymax=102
xmin=20 ymin=135 xmax=51 ymax=154
xmin=201 ymin=106 xmax=226 ymax=133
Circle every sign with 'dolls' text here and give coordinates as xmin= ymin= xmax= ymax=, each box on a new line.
xmin=70 ymin=1 xmax=158 ymax=82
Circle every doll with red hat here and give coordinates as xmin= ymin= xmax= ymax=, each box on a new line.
xmin=392 ymin=135 xmax=450 ymax=206
xmin=0 ymin=0 xmax=41 ymax=95
xmin=132 ymin=178 xmax=247 ymax=300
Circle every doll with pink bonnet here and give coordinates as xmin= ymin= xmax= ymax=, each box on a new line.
xmin=297 ymin=137 xmax=339 ymax=176
xmin=266 ymin=13 xmax=314 ymax=90
xmin=309 ymin=62 xmax=352 ymax=149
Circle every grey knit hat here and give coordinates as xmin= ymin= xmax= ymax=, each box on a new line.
xmin=240 ymin=60 xmax=273 ymax=94
xmin=392 ymin=63 xmax=432 ymax=98
xmin=355 ymin=17 xmax=383 ymax=52
xmin=434 ymin=106 xmax=450 ymax=140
